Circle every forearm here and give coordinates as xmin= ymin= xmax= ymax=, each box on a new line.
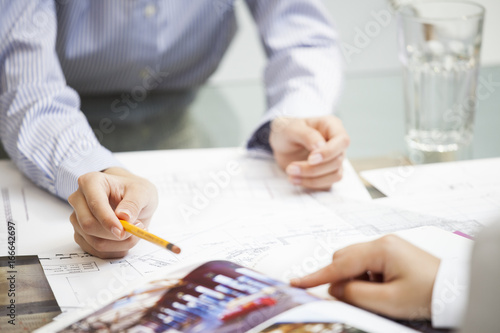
xmin=0 ymin=0 xmax=119 ymax=199
xmin=246 ymin=0 xmax=343 ymax=128
xmin=261 ymin=46 xmax=343 ymax=124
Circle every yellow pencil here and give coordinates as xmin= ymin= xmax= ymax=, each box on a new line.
xmin=119 ymin=220 xmax=181 ymax=254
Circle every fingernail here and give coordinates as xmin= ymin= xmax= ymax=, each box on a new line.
xmin=134 ymin=222 xmax=145 ymax=230
xmin=286 ymin=165 xmax=301 ymax=176
xmin=290 ymin=278 xmax=300 ymax=286
xmin=308 ymin=153 xmax=323 ymax=165
xmin=118 ymin=209 xmax=132 ymax=221
xmin=291 ymin=177 xmax=302 ymax=185
xmin=313 ymin=141 xmax=326 ymax=150
xmin=111 ymin=227 xmax=123 ymax=240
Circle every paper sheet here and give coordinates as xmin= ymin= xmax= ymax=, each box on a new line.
xmin=361 ymin=157 xmax=500 ymax=197
xmin=117 ymin=148 xmax=371 ymax=229
xmin=360 ymin=158 xmax=500 ymax=226
xmin=376 ymin=190 xmax=500 ymax=227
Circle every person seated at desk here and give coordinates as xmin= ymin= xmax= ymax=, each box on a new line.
xmin=0 ymin=1 xmax=349 ymax=258
xmin=292 ymin=221 xmax=500 ymax=332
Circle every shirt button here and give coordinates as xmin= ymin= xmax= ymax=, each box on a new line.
xmin=144 ymin=4 xmax=156 ymax=18
xmin=140 ymin=68 xmax=150 ymax=79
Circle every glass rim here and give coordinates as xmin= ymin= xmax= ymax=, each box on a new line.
xmin=398 ymin=1 xmax=485 ymax=22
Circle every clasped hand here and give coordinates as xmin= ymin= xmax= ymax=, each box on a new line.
xmin=270 ymin=115 xmax=350 ymax=190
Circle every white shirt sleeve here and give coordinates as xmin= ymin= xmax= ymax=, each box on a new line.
xmin=460 ymin=221 xmax=500 ymax=332
xmin=431 ymin=257 xmax=470 ymax=328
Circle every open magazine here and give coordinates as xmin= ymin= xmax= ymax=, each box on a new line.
xmin=36 ymin=260 xmax=419 ymax=333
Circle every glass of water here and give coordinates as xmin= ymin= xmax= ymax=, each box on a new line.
xmin=397 ymin=1 xmax=485 ymax=163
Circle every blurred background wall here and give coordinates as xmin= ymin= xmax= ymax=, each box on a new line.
xmin=209 ymin=0 xmax=500 ymax=84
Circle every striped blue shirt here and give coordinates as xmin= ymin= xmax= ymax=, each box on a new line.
xmin=0 ymin=0 xmax=343 ymax=200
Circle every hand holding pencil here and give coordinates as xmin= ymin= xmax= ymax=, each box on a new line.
xmin=68 ymin=167 xmax=160 ymax=259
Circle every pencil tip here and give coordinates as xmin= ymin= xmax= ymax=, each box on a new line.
xmin=166 ymin=243 xmax=181 ymax=254
xmin=172 ymin=245 xmax=181 ymax=254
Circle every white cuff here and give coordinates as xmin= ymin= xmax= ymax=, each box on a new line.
xmin=56 ymin=146 xmax=122 ymax=200
xmin=431 ymin=257 xmax=470 ymax=328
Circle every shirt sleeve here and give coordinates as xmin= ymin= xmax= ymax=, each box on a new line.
xmin=0 ymin=0 xmax=120 ymax=200
xmin=431 ymin=257 xmax=470 ymax=328
xmin=460 ymin=222 xmax=500 ymax=332
xmin=244 ymin=0 xmax=344 ymax=151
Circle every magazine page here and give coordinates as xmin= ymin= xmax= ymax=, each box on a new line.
xmin=36 ymin=260 xmax=417 ymax=333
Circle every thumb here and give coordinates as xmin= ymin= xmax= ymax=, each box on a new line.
xmin=291 ymin=121 xmax=326 ymax=152
xmin=115 ymin=195 xmax=143 ymax=224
